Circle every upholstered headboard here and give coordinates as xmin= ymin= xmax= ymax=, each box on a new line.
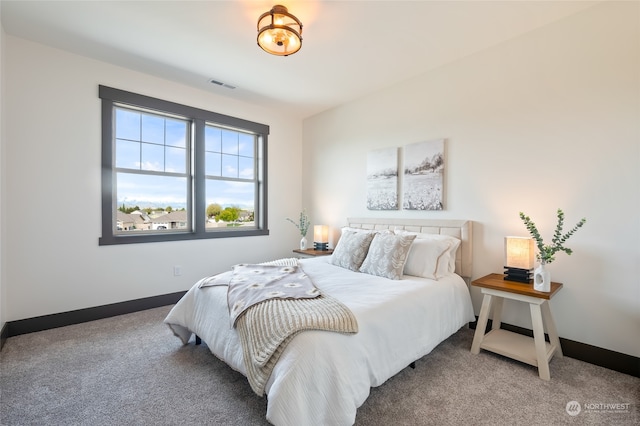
xmin=347 ymin=218 xmax=473 ymax=281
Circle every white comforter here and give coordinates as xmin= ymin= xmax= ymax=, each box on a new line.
xmin=164 ymin=256 xmax=475 ymax=426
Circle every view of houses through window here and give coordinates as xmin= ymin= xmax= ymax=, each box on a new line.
xmin=116 ymin=205 xmax=254 ymax=232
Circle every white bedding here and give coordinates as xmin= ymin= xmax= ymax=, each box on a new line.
xmin=165 ymin=256 xmax=475 ymax=426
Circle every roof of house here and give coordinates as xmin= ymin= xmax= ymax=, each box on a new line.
xmin=151 ymin=210 xmax=188 ymax=223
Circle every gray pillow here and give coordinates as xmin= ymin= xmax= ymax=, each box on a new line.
xmin=360 ymin=232 xmax=417 ymax=280
xmin=330 ymin=229 xmax=376 ymax=271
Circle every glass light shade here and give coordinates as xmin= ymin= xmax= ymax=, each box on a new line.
xmin=504 ymin=237 xmax=535 ymax=269
xmin=257 ymin=5 xmax=303 ymax=56
xmin=314 ymin=225 xmax=329 ymax=243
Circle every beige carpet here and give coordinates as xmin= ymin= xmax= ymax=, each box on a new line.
xmin=1 ymin=306 xmax=638 ymax=425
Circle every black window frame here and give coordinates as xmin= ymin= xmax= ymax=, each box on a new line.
xmin=99 ymin=85 xmax=269 ymax=245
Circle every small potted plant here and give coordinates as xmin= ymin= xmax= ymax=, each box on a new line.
xmin=519 ymin=209 xmax=586 ymax=291
xmin=287 ymin=210 xmax=310 ymax=250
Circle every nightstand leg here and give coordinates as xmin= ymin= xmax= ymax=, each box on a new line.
xmin=471 ymin=294 xmax=493 ymax=354
xmin=530 ymin=303 xmax=551 ymax=380
xmin=491 ymin=297 xmax=504 ymax=331
xmin=541 ymin=301 xmax=563 ymax=358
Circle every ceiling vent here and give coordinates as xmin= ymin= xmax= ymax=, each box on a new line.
xmin=209 ymin=79 xmax=236 ymax=90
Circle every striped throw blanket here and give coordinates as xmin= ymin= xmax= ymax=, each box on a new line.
xmin=228 ymin=259 xmax=359 ymax=396
xmin=237 ymin=293 xmax=359 ymax=395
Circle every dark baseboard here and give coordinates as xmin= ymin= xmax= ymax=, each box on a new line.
xmin=469 ymin=318 xmax=639 ymax=378
xmin=5 ymin=291 xmax=186 ymax=339
xmin=0 ymin=321 xmax=8 ymax=351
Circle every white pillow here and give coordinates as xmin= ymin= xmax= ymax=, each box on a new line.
xmin=434 ymin=234 xmax=461 ymax=273
xmin=447 ymin=238 xmax=461 ymax=273
xmin=399 ymin=231 xmax=461 ymax=271
xmin=330 ymin=228 xmax=376 ymax=271
xmin=359 ymin=232 xmax=416 ymax=280
xmin=398 ymin=232 xmax=461 ymax=279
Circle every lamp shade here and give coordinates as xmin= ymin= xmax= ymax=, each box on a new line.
xmin=504 ymin=237 xmax=535 ymax=270
xmin=314 ymin=225 xmax=329 ymax=243
xmin=313 ymin=225 xmax=329 ymax=251
xmin=257 ymin=5 xmax=303 ymax=56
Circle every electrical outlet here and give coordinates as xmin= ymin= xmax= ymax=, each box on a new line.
xmin=173 ymin=265 xmax=182 ymax=276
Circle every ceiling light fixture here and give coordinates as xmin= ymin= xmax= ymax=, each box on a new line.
xmin=257 ymin=5 xmax=303 ymax=56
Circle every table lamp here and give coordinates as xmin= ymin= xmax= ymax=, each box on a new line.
xmin=504 ymin=236 xmax=535 ymax=283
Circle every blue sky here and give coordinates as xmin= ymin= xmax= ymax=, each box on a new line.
xmin=115 ymin=107 xmax=255 ymax=210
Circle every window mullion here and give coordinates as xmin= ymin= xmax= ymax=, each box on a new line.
xmin=193 ymin=119 xmax=206 ymax=234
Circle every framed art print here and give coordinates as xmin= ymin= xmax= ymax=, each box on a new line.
xmin=366 ymin=147 xmax=399 ymax=210
xmin=402 ymin=139 xmax=444 ymax=210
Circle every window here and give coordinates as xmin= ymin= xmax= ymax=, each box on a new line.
xmin=99 ymin=86 xmax=269 ymax=245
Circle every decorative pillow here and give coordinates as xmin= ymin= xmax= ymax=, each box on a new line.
xmin=398 ymin=232 xmax=461 ymax=279
xmin=330 ymin=229 xmax=376 ymax=271
xmin=359 ymin=232 xmax=417 ymax=280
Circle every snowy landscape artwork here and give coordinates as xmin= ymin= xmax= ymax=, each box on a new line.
xmin=402 ymin=139 xmax=444 ymax=210
xmin=366 ymin=147 xmax=399 ymax=210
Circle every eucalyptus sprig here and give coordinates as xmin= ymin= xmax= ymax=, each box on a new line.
xmin=519 ymin=209 xmax=586 ymax=264
xmin=286 ymin=210 xmax=310 ymax=237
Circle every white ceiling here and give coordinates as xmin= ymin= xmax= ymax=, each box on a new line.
xmin=1 ymin=0 xmax=600 ymax=119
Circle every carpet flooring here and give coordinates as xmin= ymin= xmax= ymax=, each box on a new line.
xmin=1 ymin=305 xmax=638 ymax=425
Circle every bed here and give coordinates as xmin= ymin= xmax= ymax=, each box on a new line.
xmin=164 ymin=218 xmax=475 ymax=426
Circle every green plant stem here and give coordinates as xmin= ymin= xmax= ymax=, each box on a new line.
xmin=519 ymin=209 xmax=586 ymax=264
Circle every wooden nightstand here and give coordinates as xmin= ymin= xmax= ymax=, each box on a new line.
xmin=470 ymin=273 xmax=563 ymax=380
xmin=293 ymin=248 xmax=334 ymax=258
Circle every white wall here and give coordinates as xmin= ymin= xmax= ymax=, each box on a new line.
xmin=4 ymin=36 xmax=304 ymax=321
xmin=0 ymin=13 xmax=6 ymax=333
xmin=302 ymin=2 xmax=639 ymax=357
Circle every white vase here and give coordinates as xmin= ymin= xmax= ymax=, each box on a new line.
xmin=300 ymin=236 xmax=307 ymax=250
xmin=534 ymin=262 xmax=551 ymax=292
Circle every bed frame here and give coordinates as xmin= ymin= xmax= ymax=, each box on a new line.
xmin=347 ymin=218 xmax=473 ymax=282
